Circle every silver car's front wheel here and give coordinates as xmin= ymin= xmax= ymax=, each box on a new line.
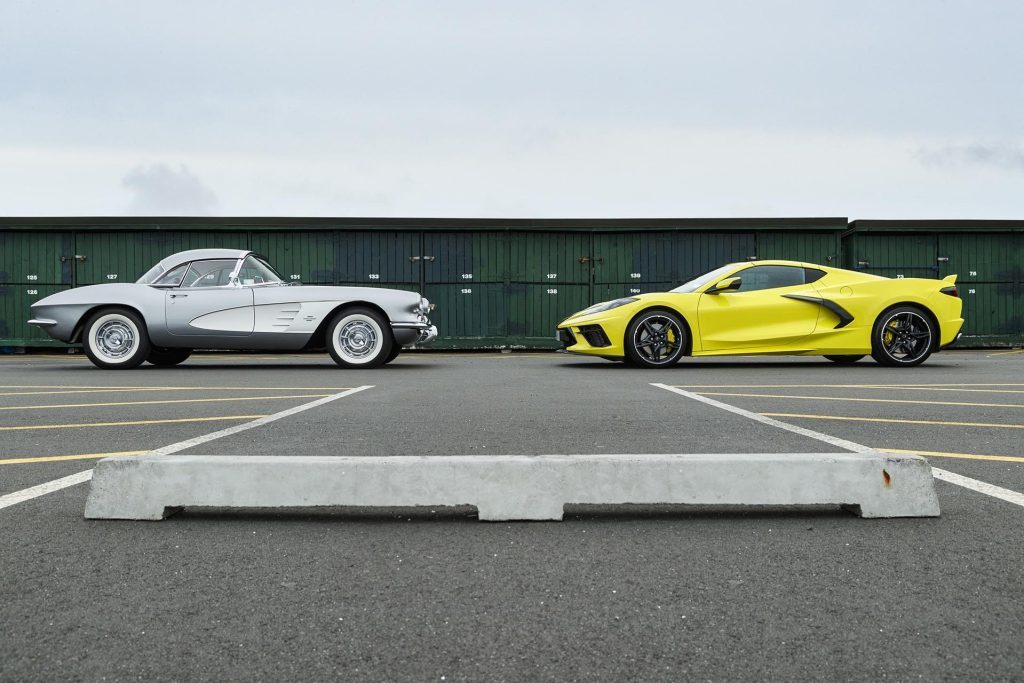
xmin=327 ymin=308 xmax=394 ymax=368
xmin=82 ymin=309 xmax=151 ymax=369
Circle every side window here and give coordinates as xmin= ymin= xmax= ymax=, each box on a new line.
xmin=153 ymin=263 xmax=189 ymax=287
xmin=181 ymin=259 xmax=238 ymax=288
xmin=736 ymin=265 xmax=806 ymax=292
xmin=804 ymin=268 xmax=826 ymax=284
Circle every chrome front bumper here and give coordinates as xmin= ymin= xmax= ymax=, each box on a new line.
xmin=417 ymin=325 xmax=438 ymax=344
xmin=392 ymin=322 xmax=438 ymax=346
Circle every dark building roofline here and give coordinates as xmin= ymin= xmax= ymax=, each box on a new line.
xmin=0 ymin=216 xmax=848 ymax=232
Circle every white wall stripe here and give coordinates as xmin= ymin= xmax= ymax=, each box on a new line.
xmin=651 ymin=382 xmax=1024 ymax=510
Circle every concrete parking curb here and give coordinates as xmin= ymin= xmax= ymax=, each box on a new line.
xmin=84 ymin=453 xmax=940 ymax=521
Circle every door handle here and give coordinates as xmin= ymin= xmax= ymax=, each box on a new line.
xmin=169 ymin=293 xmax=189 ymax=299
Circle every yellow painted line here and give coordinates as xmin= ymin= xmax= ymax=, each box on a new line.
xmin=674 ymin=383 xmax=1024 ymax=389
xmin=0 ymin=415 xmax=267 ymax=432
xmin=696 ymin=391 xmax=1024 ymax=410
xmin=761 ymin=412 xmax=1024 ymax=430
xmin=988 ymin=349 xmax=1024 ymax=356
xmin=0 ymin=450 xmax=148 ymax=465
xmin=0 ymin=394 xmax=331 ymax=412
xmin=0 ymin=386 xmax=354 ymax=397
xmin=879 ymin=448 xmax=1024 ymax=464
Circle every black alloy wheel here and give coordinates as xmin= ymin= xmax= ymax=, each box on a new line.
xmin=870 ymin=307 xmax=935 ymax=367
xmin=625 ymin=309 xmax=687 ymax=368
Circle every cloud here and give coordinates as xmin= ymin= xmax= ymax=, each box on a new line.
xmin=122 ymin=163 xmax=219 ymax=215
xmin=915 ymin=143 xmax=1024 ymax=173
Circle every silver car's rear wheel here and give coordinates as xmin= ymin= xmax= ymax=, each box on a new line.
xmin=327 ymin=308 xmax=394 ymax=368
xmin=82 ymin=309 xmax=151 ymax=369
xmin=146 ymin=347 xmax=192 ymax=367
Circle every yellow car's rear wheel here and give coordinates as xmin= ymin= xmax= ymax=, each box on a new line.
xmin=871 ymin=307 xmax=935 ymax=367
xmin=625 ymin=309 xmax=687 ymax=368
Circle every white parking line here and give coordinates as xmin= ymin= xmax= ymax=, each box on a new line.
xmin=0 ymin=471 xmax=94 ymax=511
xmin=651 ymin=383 xmax=1024 ymax=510
xmin=0 ymin=385 xmax=374 ymax=512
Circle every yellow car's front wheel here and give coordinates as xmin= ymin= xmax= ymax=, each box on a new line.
xmin=624 ymin=309 xmax=688 ymax=368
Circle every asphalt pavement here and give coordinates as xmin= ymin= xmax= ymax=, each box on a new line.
xmin=1 ymin=349 xmax=1022 ymax=681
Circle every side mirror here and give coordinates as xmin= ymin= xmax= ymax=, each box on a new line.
xmin=707 ymin=276 xmax=742 ymax=294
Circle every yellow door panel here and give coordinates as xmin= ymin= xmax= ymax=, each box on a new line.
xmin=697 ymin=284 xmax=821 ymax=351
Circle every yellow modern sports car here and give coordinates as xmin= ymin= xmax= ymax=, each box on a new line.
xmin=557 ymin=260 xmax=964 ymax=368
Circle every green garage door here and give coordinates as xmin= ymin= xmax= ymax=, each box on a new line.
xmin=843 ymin=233 xmax=938 ymax=279
xmin=74 ymin=231 xmax=249 ymax=285
xmin=0 ymin=231 xmax=73 ymax=285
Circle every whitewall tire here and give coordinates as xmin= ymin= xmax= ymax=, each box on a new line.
xmin=82 ymin=309 xmax=151 ymax=370
xmin=327 ymin=308 xmax=394 ymax=368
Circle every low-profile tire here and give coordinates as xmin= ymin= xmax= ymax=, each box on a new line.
xmin=870 ymin=306 xmax=936 ymax=367
xmin=81 ymin=308 xmax=151 ymax=370
xmin=823 ymin=355 xmax=865 ymax=364
xmin=326 ymin=307 xmax=394 ymax=368
xmin=624 ymin=308 xmax=688 ymax=369
xmin=146 ymin=347 xmax=192 ymax=367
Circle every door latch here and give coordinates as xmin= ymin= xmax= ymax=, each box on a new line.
xmin=408 ymin=256 xmax=437 ymax=262
xmin=60 ymin=255 xmax=87 ymax=263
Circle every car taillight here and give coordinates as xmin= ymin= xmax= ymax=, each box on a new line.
xmin=940 ymin=285 xmax=959 ymax=298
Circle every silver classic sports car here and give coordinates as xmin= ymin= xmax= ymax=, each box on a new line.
xmin=27 ymin=249 xmax=437 ymax=369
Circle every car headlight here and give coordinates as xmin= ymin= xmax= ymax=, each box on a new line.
xmin=418 ymin=297 xmax=435 ymax=315
xmin=575 ymin=297 xmax=638 ymax=316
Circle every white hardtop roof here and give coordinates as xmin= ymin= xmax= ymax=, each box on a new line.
xmin=157 ymin=249 xmax=251 ymax=271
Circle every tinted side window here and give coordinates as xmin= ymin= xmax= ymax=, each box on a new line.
xmin=804 ymin=268 xmax=826 ymax=284
xmin=736 ymin=265 xmax=806 ymax=292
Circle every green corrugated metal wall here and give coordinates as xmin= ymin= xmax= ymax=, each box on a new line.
xmin=1 ymin=217 xmax=1021 ymax=349
xmin=844 ymin=221 xmax=1024 ymax=345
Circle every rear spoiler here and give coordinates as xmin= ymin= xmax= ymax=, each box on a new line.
xmin=940 ymin=274 xmax=959 ymax=298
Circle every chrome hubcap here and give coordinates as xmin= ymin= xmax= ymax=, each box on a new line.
xmin=95 ymin=320 xmax=135 ymax=359
xmin=338 ymin=320 xmax=378 ymax=359
xmin=634 ymin=316 xmax=682 ymax=364
xmin=881 ymin=312 xmax=931 ymax=362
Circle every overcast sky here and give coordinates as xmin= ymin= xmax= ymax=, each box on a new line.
xmin=1 ymin=1 xmax=1021 ymax=218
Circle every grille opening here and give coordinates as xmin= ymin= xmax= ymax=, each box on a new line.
xmin=558 ymin=328 xmax=577 ymax=349
xmin=578 ymin=325 xmax=611 ymax=348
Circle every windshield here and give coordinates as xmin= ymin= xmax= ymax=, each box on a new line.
xmin=238 ymin=255 xmax=283 ymax=285
xmin=670 ymin=264 xmax=744 ymax=293
xmin=136 ymin=263 xmax=165 ymax=284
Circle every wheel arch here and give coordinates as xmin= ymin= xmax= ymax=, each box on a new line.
xmin=625 ymin=306 xmax=694 ymax=356
xmin=71 ymin=304 xmax=148 ymax=343
xmin=305 ymin=300 xmax=394 ymax=350
xmin=874 ymin=301 xmax=941 ymax=352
